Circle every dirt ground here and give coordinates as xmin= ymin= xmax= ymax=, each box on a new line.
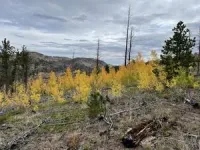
xmin=0 ymin=88 xmax=200 ymax=150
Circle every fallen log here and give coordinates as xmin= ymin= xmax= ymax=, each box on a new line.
xmin=122 ymin=118 xmax=163 ymax=148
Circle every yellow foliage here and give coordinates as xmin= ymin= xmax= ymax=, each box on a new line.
xmin=61 ymin=68 xmax=75 ymax=91
xmin=167 ymin=68 xmax=199 ymax=88
xmin=30 ymin=74 xmax=43 ymax=103
xmin=0 ymin=92 xmax=7 ymax=108
xmin=98 ymin=67 xmax=109 ymax=88
xmin=90 ymin=68 xmax=101 ymax=91
xmin=109 ymin=80 xmax=123 ymax=97
xmin=47 ymin=71 xmax=64 ymax=102
xmin=73 ymin=70 xmax=91 ymax=102
xmin=0 ymin=51 xmax=173 ymax=108
xmin=13 ymin=83 xmax=29 ymax=107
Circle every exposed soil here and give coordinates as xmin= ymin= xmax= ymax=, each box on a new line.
xmin=0 ymin=88 xmax=200 ymax=150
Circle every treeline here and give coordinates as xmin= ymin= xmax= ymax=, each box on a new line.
xmin=0 ymin=38 xmax=30 ymax=93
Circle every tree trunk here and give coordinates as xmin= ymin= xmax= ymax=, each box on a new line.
xmin=124 ymin=6 xmax=131 ymax=66
xmin=128 ymin=27 xmax=133 ymax=64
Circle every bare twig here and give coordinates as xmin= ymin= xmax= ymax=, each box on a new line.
xmin=43 ymin=120 xmax=85 ymax=126
xmin=5 ymin=121 xmax=43 ymax=149
xmin=184 ymin=133 xmax=200 ymax=139
xmin=109 ymin=107 xmax=140 ymax=117
xmin=164 ymin=137 xmax=186 ymax=143
xmin=108 ymin=116 xmax=113 ymax=130
xmin=136 ymin=122 xmax=153 ymax=136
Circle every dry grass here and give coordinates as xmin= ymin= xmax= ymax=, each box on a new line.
xmin=0 ymin=88 xmax=200 ymax=150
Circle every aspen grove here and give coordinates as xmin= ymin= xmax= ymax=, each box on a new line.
xmin=0 ymin=51 xmax=198 ymax=111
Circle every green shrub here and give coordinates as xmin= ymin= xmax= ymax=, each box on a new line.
xmin=168 ymin=68 xmax=199 ymax=88
xmin=87 ymin=92 xmax=105 ymax=118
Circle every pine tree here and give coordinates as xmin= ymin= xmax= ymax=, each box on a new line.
xmin=11 ymin=50 xmax=20 ymax=93
xmin=19 ymin=45 xmax=30 ymax=90
xmin=104 ymin=64 xmax=110 ymax=73
xmin=0 ymin=38 xmax=15 ymax=93
xmin=161 ymin=21 xmax=196 ymax=79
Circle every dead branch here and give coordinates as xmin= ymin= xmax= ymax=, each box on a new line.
xmin=184 ymin=133 xmax=200 ymax=139
xmin=136 ymin=121 xmax=153 ymax=136
xmin=109 ymin=107 xmax=140 ymax=117
xmin=3 ymin=117 xmax=52 ymax=150
xmin=4 ymin=121 xmax=43 ymax=150
xmin=164 ymin=137 xmax=186 ymax=143
xmin=44 ymin=121 xmax=84 ymax=126
xmin=108 ymin=116 xmax=113 ymax=130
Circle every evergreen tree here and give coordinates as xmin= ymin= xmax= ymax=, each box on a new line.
xmin=0 ymin=38 xmax=15 ymax=93
xmin=19 ymin=45 xmax=30 ymax=90
xmin=160 ymin=21 xmax=196 ymax=79
xmin=104 ymin=64 xmax=110 ymax=73
xmin=11 ymin=50 xmax=20 ymax=93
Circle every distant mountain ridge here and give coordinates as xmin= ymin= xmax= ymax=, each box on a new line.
xmin=29 ymin=52 xmax=107 ymax=73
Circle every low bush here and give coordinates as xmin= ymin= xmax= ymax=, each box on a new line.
xmin=87 ymin=92 xmax=105 ymax=118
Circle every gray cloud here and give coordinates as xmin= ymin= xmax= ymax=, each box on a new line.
xmin=72 ymin=14 xmax=88 ymax=22
xmin=79 ymin=39 xmax=89 ymax=42
xmin=33 ymin=13 xmax=67 ymax=23
xmin=13 ymin=33 xmax=25 ymax=38
xmin=0 ymin=0 xmax=200 ymax=65
xmin=64 ymin=38 xmax=72 ymax=41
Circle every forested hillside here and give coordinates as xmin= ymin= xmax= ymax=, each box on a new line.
xmin=29 ymin=52 xmax=107 ymax=74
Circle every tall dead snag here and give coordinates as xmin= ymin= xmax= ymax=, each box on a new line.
xmin=96 ymin=39 xmax=100 ymax=74
xmin=197 ymin=27 xmax=200 ymax=75
xmin=72 ymin=51 xmax=75 ymax=59
xmin=124 ymin=6 xmax=131 ymax=66
xmin=128 ymin=27 xmax=133 ymax=64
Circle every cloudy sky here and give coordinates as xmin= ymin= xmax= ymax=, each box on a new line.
xmin=0 ymin=0 xmax=200 ymax=65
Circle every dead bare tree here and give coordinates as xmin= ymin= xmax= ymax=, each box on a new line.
xmin=197 ymin=27 xmax=200 ymax=75
xmin=72 ymin=51 xmax=75 ymax=59
xmin=96 ymin=39 xmax=100 ymax=73
xmin=124 ymin=6 xmax=131 ymax=66
xmin=128 ymin=27 xmax=133 ymax=64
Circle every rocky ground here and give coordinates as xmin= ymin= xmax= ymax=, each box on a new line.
xmin=0 ymin=88 xmax=200 ymax=150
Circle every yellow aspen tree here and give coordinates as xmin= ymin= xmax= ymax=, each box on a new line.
xmin=98 ymin=67 xmax=110 ymax=89
xmin=0 ymin=92 xmax=8 ymax=108
xmin=13 ymin=83 xmax=29 ymax=107
xmin=62 ymin=68 xmax=75 ymax=92
xmin=2 ymin=92 xmax=12 ymax=107
xmin=109 ymin=79 xmax=123 ymax=97
xmin=30 ymin=74 xmax=43 ymax=104
xmin=47 ymin=71 xmax=64 ymax=103
xmin=0 ymin=92 xmax=4 ymax=108
xmin=90 ymin=68 xmax=100 ymax=91
xmin=73 ymin=70 xmax=91 ymax=102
